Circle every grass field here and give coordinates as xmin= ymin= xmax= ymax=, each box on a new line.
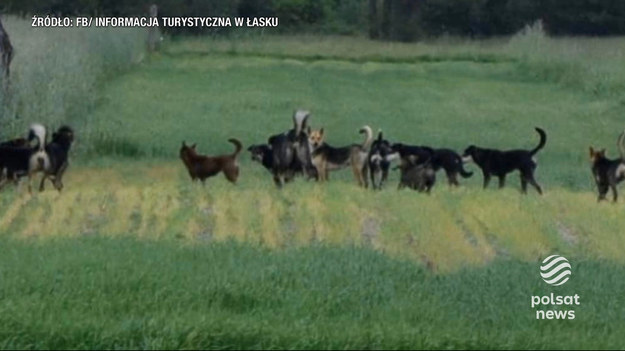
xmin=2 ymin=22 xmax=625 ymax=348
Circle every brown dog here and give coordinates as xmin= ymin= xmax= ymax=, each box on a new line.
xmin=179 ymin=138 xmax=242 ymax=184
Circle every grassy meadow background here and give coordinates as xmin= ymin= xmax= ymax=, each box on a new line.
xmin=1 ymin=17 xmax=625 ymax=348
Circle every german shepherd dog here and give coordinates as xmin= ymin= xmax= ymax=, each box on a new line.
xmin=307 ymin=125 xmax=373 ymax=186
xmin=396 ymin=158 xmax=436 ymax=193
xmin=268 ymin=110 xmax=316 ymax=187
xmin=589 ymin=130 xmax=625 ymax=202
xmin=463 ymin=127 xmax=547 ymax=194
xmin=179 ymin=138 xmax=242 ymax=184
xmin=367 ymin=131 xmax=396 ymax=190
xmin=392 ymin=143 xmax=472 ymax=186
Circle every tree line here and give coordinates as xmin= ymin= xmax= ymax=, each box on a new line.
xmin=2 ymin=0 xmax=625 ymax=39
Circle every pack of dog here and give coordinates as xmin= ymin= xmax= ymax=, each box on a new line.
xmin=589 ymin=131 xmax=625 ymax=202
xmin=0 ymin=124 xmax=74 ymax=193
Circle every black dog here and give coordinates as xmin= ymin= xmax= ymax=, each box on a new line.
xmin=367 ymin=131 xmax=396 ymax=190
xmin=38 ymin=126 xmax=75 ymax=192
xmin=589 ymin=130 xmax=625 ymax=202
xmin=392 ymin=143 xmax=472 ymax=186
xmin=268 ymin=110 xmax=316 ymax=187
xmin=463 ymin=127 xmax=547 ymax=194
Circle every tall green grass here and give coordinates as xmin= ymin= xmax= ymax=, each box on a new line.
xmin=166 ymin=25 xmax=625 ymax=98
xmin=0 ymin=16 xmax=145 ymax=138
xmin=0 ymin=236 xmax=623 ymax=349
xmin=507 ymin=21 xmax=625 ymax=97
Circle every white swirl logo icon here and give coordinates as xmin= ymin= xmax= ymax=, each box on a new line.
xmin=540 ymin=255 xmax=571 ymax=286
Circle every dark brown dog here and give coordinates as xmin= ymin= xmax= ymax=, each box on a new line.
xmin=179 ymin=139 xmax=242 ymax=184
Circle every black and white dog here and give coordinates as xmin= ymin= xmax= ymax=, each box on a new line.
xmin=0 ymin=123 xmax=49 ymax=192
xmin=367 ymin=131 xmax=397 ymax=190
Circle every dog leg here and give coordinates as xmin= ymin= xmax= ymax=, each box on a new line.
xmin=597 ymin=183 xmax=608 ymax=202
xmin=38 ymin=175 xmax=47 ymax=192
xmin=27 ymin=173 xmax=34 ymax=194
xmin=370 ymin=168 xmax=377 ymax=189
xmin=53 ymin=163 xmax=69 ymax=192
xmin=361 ymin=164 xmax=369 ymax=189
xmin=446 ymin=170 xmax=459 ymax=187
xmin=520 ymin=175 xmax=528 ymax=194
xmin=380 ymin=169 xmax=389 ymax=189
xmin=527 ymin=176 xmax=543 ymax=195
xmin=611 ymin=183 xmax=618 ymax=202
xmin=482 ymin=172 xmax=491 ymax=189
xmin=498 ymin=175 xmax=506 ymax=189
xmin=273 ymin=173 xmax=283 ymax=188
xmin=352 ymin=161 xmax=362 ymax=187
xmin=223 ymin=164 xmax=239 ymax=184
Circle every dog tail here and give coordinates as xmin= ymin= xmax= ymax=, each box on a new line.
xmin=359 ymin=125 xmax=373 ymax=151
xmin=228 ymin=138 xmax=243 ymax=157
xmin=459 ymin=165 xmax=473 ymax=178
xmin=529 ymin=127 xmax=547 ymax=156
xmin=28 ymin=123 xmax=46 ymax=151
xmin=618 ymin=130 xmax=625 ymax=160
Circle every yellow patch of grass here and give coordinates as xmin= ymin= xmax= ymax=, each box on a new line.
xmin=3 ymin=165 xmax=625 ymax=272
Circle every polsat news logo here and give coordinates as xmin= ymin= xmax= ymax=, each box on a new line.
xmin=531 ymin=255 xmax=580 ymax=320
xmin=540 ymin=255 xmax=571 ymax=286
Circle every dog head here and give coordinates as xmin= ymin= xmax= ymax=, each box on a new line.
xmin=589 ymin=146 xmax=606 ymax=164
xmin=247 ymin=144 xmax=270 ymax=163
xmin=307 ymin=127 xmax=325 ymax=150
xmin=52 ymin=125 xmax=75 ymax=145
xmin=462 ymin=145 xmax=481 ymax=163
xmin=390 ymin=142 xmax=406 ymax=154
xmin=179 ymin=141 xmax=197 ymax=161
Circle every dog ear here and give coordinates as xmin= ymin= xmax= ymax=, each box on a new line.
xmin=191 ymin=143 xmax=197 ymax=149
xmin=307 ymin=126 xmax=311 ymax=134
xmin=600 ymin=148 xmax=606 ymax=156
xmin=589 ymin=146 xmax=595 ymax=158
xmin=182 ymin=141 xmax=187 ymax=147
xmin=377 ymin=131 xmax=383 ymax=142
xmin=319 ymin=128 xmax=324 ymax=136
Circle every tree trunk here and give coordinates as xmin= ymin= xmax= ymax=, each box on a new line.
xmin=368 ymin=0 xmax=379 ymax=39
xmin=0 ymin=15 xmax=14 ymax=80
xmin=147 ymin=4 xmax=160 ymax=52
xmin=380 ymin=0 xmax=392 ymax=39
